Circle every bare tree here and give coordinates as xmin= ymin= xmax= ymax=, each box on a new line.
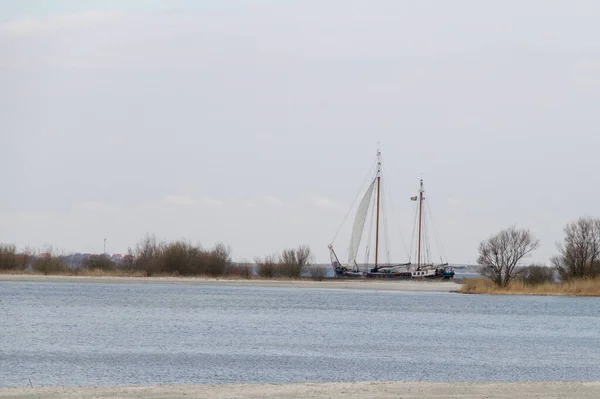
xmin=82 ymin=254 xmax=116 ymax=271
xmin=133 ymin=234 xmax=164 ymax=276
xmin=520 ymin=264 xmax=555 ymax=286
xmin=295 ymin=245 xmax=312 ymax=269
xmin=551 ymin=217 xmax=600 ymax=281
xmin=32 ymin=247 xmax=69 ymax=275
xmin=206 ymin=242 xmax=232 ymax=276
xmin=123 ymin=247 xmax=136 ymax=270
xmin=17 ymin=246 xmax=34 ymax=270
xmin=477 ymin=226 xmax=540 ymax=287
xmin=279 ymin=245 xmax=313 ymax=278
xmin=255 ymin=254 xmax=280 ymax=278
xmin=0 ymin=244 xmax=17 ymax=270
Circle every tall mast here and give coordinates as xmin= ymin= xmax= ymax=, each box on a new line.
xmin=374 ymin=148 xmax=382 ymax=268
xmin=417 ymin=178 xmax=424 ymax=270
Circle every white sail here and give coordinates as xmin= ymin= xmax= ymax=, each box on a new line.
xmin=347 ymin=177 xmax=376 ymax=268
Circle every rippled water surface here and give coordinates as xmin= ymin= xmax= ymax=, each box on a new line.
xmin=1 ymin=281 xmax=599 ymax=387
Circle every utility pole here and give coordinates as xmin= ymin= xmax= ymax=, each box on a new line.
xmin=103 ymin=238 xmax=107 ymax=255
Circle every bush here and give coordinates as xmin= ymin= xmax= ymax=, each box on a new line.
xmin=205 ymin=243 xmax=231 ymax=277
xmin=229 ymin=261 xmax=253 ymax=278
xmin=309 ymin=266 xmax=328 ymax=281
xmin=520 ymin=264 xmax=555 ymax=286
xmin=160 ymin=240 xmax=201 ymax=275
xmin=32 ymin=254 xmax=69 ymax=274
xmin=122 ymin=248 xmax=136 ymax=271
xmin=133 ymin=234 xmax=164 ymax=276
xmin=82 ymin=254 xmax=116 ymax=271
xmin=255 ymin=255 xmax=280 ymax=278
xmin=129 ymin=235 xmax=233 ymax=277
xmin=0 ymin=244 xmax=17 ymax=270
xmin=278 ymin=245 xmax=313 ymax=278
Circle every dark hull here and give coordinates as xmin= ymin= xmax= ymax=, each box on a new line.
xmin=367 ymin=268 xmax=455 ymax=280
xmin=334 ymin=268 xmax=366 ymax=278
xmin=365 ymin=271 xmax=412 ymax=279
xmin=331 ymin=265 xmax=455 ymax=280
xmin=421 ymin=270 xmax=455 ymax=280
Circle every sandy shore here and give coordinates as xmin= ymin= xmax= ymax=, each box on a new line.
xmin=0 ymin=274 xmax=461 ymax=292
xmin=1 ymin=381 xmax=599 ymax=398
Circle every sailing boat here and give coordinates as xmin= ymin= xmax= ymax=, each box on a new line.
xmin=406 ymin=178 xmax=455 ymax=280
xmin=327 ymin=149 xmax=454 ymax=280
xmin=328 ymin=148 xmax=411 ymax=279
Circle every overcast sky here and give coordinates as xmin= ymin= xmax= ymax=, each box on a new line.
xmin=2 ymin=0 xmax=599 ymax=264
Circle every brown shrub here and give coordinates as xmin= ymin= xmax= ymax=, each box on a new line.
xmin=82 ymin=254 xmax=117 ymax=271
xmin=255 ymin=255 xmax=280 ymax=278
xmin=32 ymin=254 xmax=69 ymax=274
xmin=229 ymin=261 xmax=253 ymax=279
xmin=520 ymin=264 xmax=555 ymax=286
xmin=0 ymin=244 xmax=17 ymax=270
xmin=278 ymin=245 xmax=313 ymax=278
xmin=309 ymin=266 xmax=328 ymax=281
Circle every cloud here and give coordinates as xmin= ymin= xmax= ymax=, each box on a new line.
xmin=165 ymin=195 xmax=196 ymax=206
xmin=0 ymin=10 xmax=123 ymax=36
xmin=201 ymin=196 xmax=224 ymax=207
xmin=79 ymin=201 xmax=115 ymax=212
xmin=308 ymin=195 xmax=339 ymax=209
xmin=264 ymin=196 xmax=284 ymax=207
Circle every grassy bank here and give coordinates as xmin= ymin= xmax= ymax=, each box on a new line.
xmin=461 ymin=277 xmax=600 ymax=296
xmin=0 ymin=268 xmax=329 ymax=281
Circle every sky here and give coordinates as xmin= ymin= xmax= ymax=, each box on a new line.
xmin=2 ymin=0 xmax=600 ymax=265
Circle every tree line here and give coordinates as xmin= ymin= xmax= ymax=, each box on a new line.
xmin=0 ymin=234 xmax=323 ymax=279
xmin=3 ymin=216 xmax=599 ymax=285
xmin=478 ymin=216 xmax=600 ymax=287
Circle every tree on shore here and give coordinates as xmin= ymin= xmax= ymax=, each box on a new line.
xmin=255 ymin=254 xmax=279 ymax=278
xmin=0 ymin=244 xmax=17 ymax=270
xmin=82 ymin=254 xmax=116 ymax=271
xmin=255 ymin=245 xmax=314 ymax=278
xmin=279 ymin=245 xmax=313 ymax=278
xmin=477 ymin=226 xmax=540 ymax=287
xmin=551 ymin=217 xmax=600 ymax=281
xmin=520 ymin=264 xmax=555 ymax=285
xmin=32 ymin=248 xmax=69 ymax=274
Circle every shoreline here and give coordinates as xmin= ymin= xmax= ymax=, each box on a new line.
xmin=1 ymin=381 xmax=599 ymax=398
xmin=0 ymin=273 xmax=461 ymax=292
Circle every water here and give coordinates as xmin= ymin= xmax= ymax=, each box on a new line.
xmin=1 ymin=281 xmax=599 ymax=388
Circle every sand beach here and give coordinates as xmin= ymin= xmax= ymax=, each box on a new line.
xmin=1 ymin=381 xmax=599 ymax=399
xmin=0 ymin=274 xmax=461 ymax=292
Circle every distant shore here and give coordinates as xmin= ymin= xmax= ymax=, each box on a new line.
xmin=0 ymin=273 xmax=460 ymax=292
xmin=1 ymin=381 xmax=599 ymax=399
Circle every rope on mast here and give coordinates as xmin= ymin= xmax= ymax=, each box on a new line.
xmin=409 ymin=200 xmax=418 ymax=263
xmin=423 ymin=207 xmax=431 ymax=264
xmin=379 ymin=161 xmax=410 ymax=261
xmin=425 ymin=198 xmax=447 ymax=264
xmin=380 ymin=179 xmax=392 ymax=266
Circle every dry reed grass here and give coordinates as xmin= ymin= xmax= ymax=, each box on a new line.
xmin=461 ymin=277 xmax=600 ymax=296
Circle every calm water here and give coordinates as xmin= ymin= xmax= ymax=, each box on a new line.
xmin=1 ymin=281 xmax=599 ymax=388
